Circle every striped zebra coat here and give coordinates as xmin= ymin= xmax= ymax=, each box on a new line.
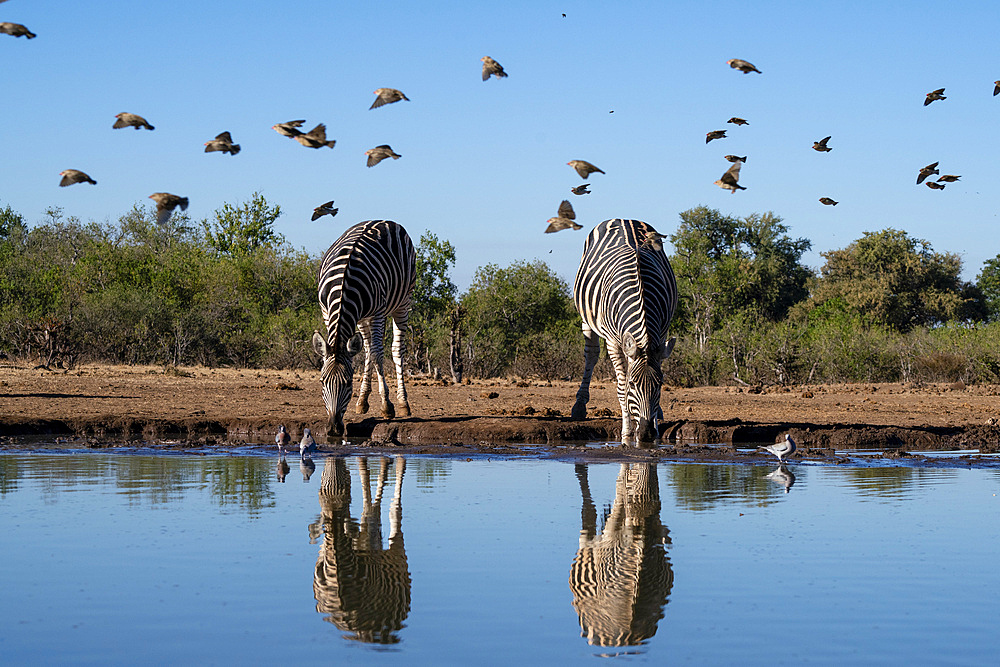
xmin=571 ymin=219 xmax=678 ymax=442
xmin=311 ymin=220 xmax=416 ymax=436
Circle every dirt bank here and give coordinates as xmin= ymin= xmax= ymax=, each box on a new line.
xmin=2 ymin=364 xmax=1000 ymax=462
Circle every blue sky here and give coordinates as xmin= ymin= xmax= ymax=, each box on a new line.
xmin=2 ymin=1 xmax=998 ymax=289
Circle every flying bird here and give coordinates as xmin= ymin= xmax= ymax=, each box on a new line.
xmin=571 ymin=184 xmax=591 ymax=195
xmin=994 ymin=81 xmax=1000 ymax=96
xmin=0 ymin=22 xmax=36 ymax=38
xmin=204 ymin=131 xmax=240 ymax=155
xmin=370 ymin=87 xmax=409 ymax=109
xmin=759 ymin=433 xmax=797 ymax=463
xmin=58 ymin=170 xmax=96 ymax=187
xmin=300 ymin=428 xmax=317 ymax=458
xmin=481 ymin=56 xmax=507 ymax=80
xmin=365 ymin=144 xmax=401 ymax=167
xmin=937 ymin=174 xmax=961 ymax=182
xmin=715 ymin=160 xmax=745 ymax=193
xmin=272 ymin=119 xmax=306 ymax=137
xmin=567 ymin=160 xmax=604 ymax=179
xmin=113 ymin=112 xmax=154 ymax=130
xmin=727 ymin=117 xmax=749 ymax=126
xmin=148 ymin=192 xmax=189 ymax=226
xmin=926 ymin=181 xmax=946 ymax=190
xmin=924 ymin=88 xmax=946 ymax=105
xmin=727 ymin=58 xmax=761 ymax=74
xmin=916 ymin=162 xmax=940 ymax=184
xmin=294 ymin=123 xmax=336 ymax=149
xmin=706 ymin=129 xmax=727 ymax=143
xmin=545 ymin=200 xmax=582 ymax=233
xmin=724 ymin=155 xmax=747 ymax=163
xmin=275 ymin=425 xmax=291 ymax=456
xmin=311 ymin=200 xmax=338 ymax=221
xmin=812 ymin=136 xmax=832 ymax=152
xmin=819 ymin=197 xmax=838 ymax=206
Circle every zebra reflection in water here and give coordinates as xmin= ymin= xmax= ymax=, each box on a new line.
xmin=310 ymin=456 xmax=410 ymax=644
xmin=570 ymin=463 xmax=673 ymax=649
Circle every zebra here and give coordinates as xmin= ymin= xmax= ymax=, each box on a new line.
xmin=311 ymin=220 xmax=416 ymax=436
xmin=570 ymin=219 xmax=678 ymax=442
xmin=569 ymin=463 xmax=673 ymax=647
xmin=312 ymin=456 xmax=410 ymax=644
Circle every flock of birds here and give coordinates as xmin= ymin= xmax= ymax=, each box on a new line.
xmin=705 ymin=58 xmax=989 ymax=202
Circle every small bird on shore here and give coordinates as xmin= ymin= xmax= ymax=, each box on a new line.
xmin=760 ymin=433 xmax=797 ymax=463
xmin=294 ymin=123 xmax=336 ymax=149
xmin=926 ymin=181 xmax=946 ymax=190
xmin=545 ymin=200 xmax=582 ymax=233
xmin=567 ymin=160 xmax=604 ymax=179
xmin=812 ymin=136 xmax=832 ymax=152
xmin=571 ymin=184 xmax=591 ymax=195
xmin=819 ymin=197 xmax=838 ymax=206
xmin=148 ymin=192 xmax=189 ymax=225
xmin=275 ymin=425 xmax=291 ymax=455
xmin=481 ymin=56 xmax=507 ymax=80
xmin=311 ymin=200 xmax=338 ymax=221
xmin=727 ymin=117 xmax=749 ymax=126
xmin=924 ymin=88 xmax=946 ymax=105
xmin=706 ymin=129 xmax=727 ymax=143
xmin=724 ymin=155 xmax=747 ymax=163
xmin=272 ymin=119 xmax=306 ymax=137
xmin=0 ymin=22 xmax=36 ymax=38
xmin=937 ymin=174 xmax=961 ymax=182
xmin=370 ymin=87 xmax=409 ymax=109
xmin=300 ymin=427 xmax=317 ymax=458
xmin=59 ymin=169 xmax=97 ymax=187
xmin=727 ymin=58 xmax=761 ymax=74
xmin=365 ymin=144 xmax=401 ymax=167
xmin=204 ymin=131 xmax=240 ymax=155
xmin=916 ymin=162 xmax=940 ymax=184
xmin=113 ymin=112 xmax=154 ymax=130
xmin=715 ymin=160 xmax=745 ymax=193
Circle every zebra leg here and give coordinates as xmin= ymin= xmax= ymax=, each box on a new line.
xmin=390 ymin=309 xmax=411 ymax=417
xmin=367 ymin=315 xmax=396 ymax=419
xmin=606 ymin=341 xmax=634 ymax=441
xmin=355 ymin=322 xmax=375 ymax=414
xmin=571 ymin=324 xmax=601 ymax=420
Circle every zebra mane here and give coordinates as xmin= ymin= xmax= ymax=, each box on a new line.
xmin=320 ymin=224 xmax=369 ymax=353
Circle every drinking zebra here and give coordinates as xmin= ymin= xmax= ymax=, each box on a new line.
xmin=312 ymin=220 xmax=416 ymax=436
xmin=571 ymin=219 xmax=678 ymax=442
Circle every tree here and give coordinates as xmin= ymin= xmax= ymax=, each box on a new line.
xmin=975 ymin=255 xmax=1000 ymax=321
xmin=0 ymin=203 xmax=26 ymax=241
xmin=459 ymin=260 xmax=580 ymax=378
xmin=406 ymin=231 xmax=458 ymax=375
xmin=810 ymin=228 xmax=984 ymax=331
xmin=202 ymin=192 xmax=284 ymax=256
xmin=668 ymin=206 xmax=812 ymax=352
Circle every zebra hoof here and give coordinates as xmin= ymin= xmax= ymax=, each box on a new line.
xmin=382 ymin=402 xmax=396 ymax=419
xmin=355 ymin=399 xmax=369 ymax=415
xmin=570 ymin=402 xmax=587 ymax=420
xmin=397 ymin=404 xmax=411 ymax=418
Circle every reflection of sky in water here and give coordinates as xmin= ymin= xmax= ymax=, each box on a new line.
xmin=1 ymin=454 xmax=998 ymax=663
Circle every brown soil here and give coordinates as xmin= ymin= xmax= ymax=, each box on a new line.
xmin=2 ymin=363 xmax=1000 ymax=463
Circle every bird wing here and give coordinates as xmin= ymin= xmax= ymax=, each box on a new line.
xmin=558 ymin=200 xmax=575 ymax=220
xmin=305 ymin=124 xmax=327 ymax=140
xmin=155 ymin=205 xmax=171 ymax=226
xmin=367 ymin=151 xmax=384 ymax=167
xmin=370 ymin=93 xmax=388 ymax=109
xmin=112 ymin=117 xmax=129 ymax=129
xmin=215 ymin=131 xmax=233 ymax=142
xmin=59 ymin=173 xmax=76 ymax=186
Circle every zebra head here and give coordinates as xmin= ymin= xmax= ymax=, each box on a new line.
xmin=622 ymin=334 xmax=676 ymax=442
xmin=312 ymin=330 xmax=365 ymax=436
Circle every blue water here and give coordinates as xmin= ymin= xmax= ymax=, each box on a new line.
xmin=1 ymin=453 xmax=997 ymax=664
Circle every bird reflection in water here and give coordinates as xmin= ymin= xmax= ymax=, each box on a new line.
xmin=276 ymin=456 xmax=289 ymax=483
xmin=570 ymin=463 xmax=673 ymax=650
xmin=766 ymin=464 xmax=796 ymax=493
xmin=300 ymin=456 xmax=316 ymax=482
xmin=310 ymin=456 xmax=410 ymax=644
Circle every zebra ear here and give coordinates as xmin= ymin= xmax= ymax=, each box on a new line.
xmin=311 ymin=331 xmax=328 ymax=358
xmin=623 ymin=332 xmax=638 ymax=359
xmin=663 ymin=337 xmax=676 ymax=359
xmin=347 ymin=332 xmax=365 ymax=356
